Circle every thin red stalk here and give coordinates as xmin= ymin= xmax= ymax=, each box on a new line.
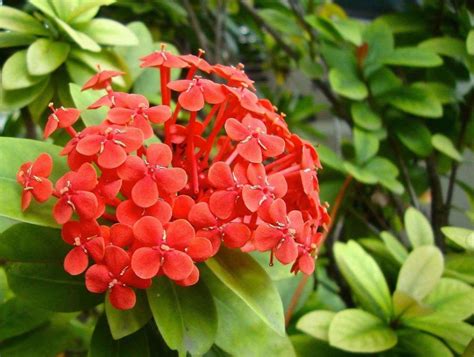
xmin=212 ymin=136 xmax=231 ymax=163
xmin=187 ymin=112 xmax=199 ymax=194
xmin=200 ymin=104 xmax=220 ymax=132
xmin=272 ymin=164 xmax=299 ymax=177
xmin=224 ymin=147 xmax=239 ymax=165
xmin=265 ymin=152 xmax=296 ymax=173
xmin=284 ymin=175 xmax=353 ymax=326
xmin=65 ymin=127 xmax=77 ymax=137
xmin=203 ymin=102 xmax=227 ymax=162
xmin=186 ymin=66 xmax=197 ymax=80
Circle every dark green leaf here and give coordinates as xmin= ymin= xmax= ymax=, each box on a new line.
xmin=350 ymin=102 xmax=382 ymax=131
xmin=368 ymin=67 xmax=402 ymax=97
xmin=396 ymin=330 xmax=453 ymax=357
xmin=0 ymin=77 xmax=50 ymax=111
xmin=376 ymin=13 xmax=426 ymax=33
xmin=354 ymin=128 xmax=379 ymax=164
xmin=147 ymin=278 xmax=217 ymax=355
xmin=2 ymin=50 xmax=46 ymax=90
xmin=27 ymin=39 xmax=70 ymax=76
xmin=383 ymin=47 xmax=443 ymax=67
xmin=343 ymin=161 xmax=378 ymax=184
xmin=412 ymin=82 xmax=456 ymax=104
xmin=290 ymin=335 xmax=350 ymax=357
xmin=394 ymin=120 xmax=432 ymax=157
xmin=387 ymin=85 xmax=443 ymax=118
xmin=28 ymin=79 xmax=54 ymax=121
xmin=362 ymin=22 xmax=394 ymax=75
xmin=404 ymin=208 xmax=434 ymax=248
xmin=0 ymin=6 xmax=48 ymax=36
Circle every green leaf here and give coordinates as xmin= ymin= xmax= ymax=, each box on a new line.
xmin=444 ymin=253 xmax=474 ymax=284
xmin=201 ymin=267 xmax=296 ymax=357
xmin=29 ymin=0 xmax=58 ymax=18
xmin=387 ymin=85 xmax=443 ymax=118
xmin=147 ymin=278 xmax=217 ymax=355
xmin=362 ymin=22 xmax=394 ymax=75
xmin=350 ymin=102 xmax=382 ymax=131
xmin=329 ymin=68 xmax=367 ymax=100
xmin=380 ymin=231 xmax=408 ymax=264
xmin=54 ymin=17 xmax=101 ymax=52
xmin=66 ymin=0 xmax=116 ymax=24
xmin=396 ymin=246 xmax=444 ymax=301
xmin=396 ymin=330 xmax=454 ymax=357
xmin=419 ymin=37 xmax=467 ymax=62
xmin=412 ymin=82 xmax=456 ymax=104
xmin=394 ymin=120 xmax=432 ymax=157
xmin=69 ymin=83 xmax=107 ymax=126
xmin=0 ymin=223 xmax=68 ymax=262
xmin=404 ymin=208 xmax=434 ymax=248
xmin=392 ymin=290 xmax=433 ymax=320
xmin=467 ymin=30 xmax=474 ymax=55
xmin=383 ymin=47 xmax=443 ymax=67
xmin=334 ymin=241 xmax=392 ymax=320
xmin=2 ymin=50 xmax=46 ymax=90
xmin=26 ymin=39 xmax=70 ymax=76
xmin=0 ymin=32 xmax=36 ymax=48
xmin=364 ymin=157 xmax=404 ymax=194
xmin=290 ymin=335 xmax=349 ymax=357
xmin=0 ymin=6 xmax=48 ymax=36
xmin=0 ymin=137 xmax=68 ymax=227
xmin=424 ymin=278 xmax=474 ymax=321
xmin=376 ymin=13 xmax=426 ymax=33
xmin=105 ymin=290 xmax=151 ymax=340
xmin=205 ymin=247 xmax=285 ymax=336
xmin=317 ymin=144 xmax=345 ymax=173
xmin=89 ymin=314 xmax=150 ymax=357
xmin=403 ymin=315 xmax=474 ymax=353
xmin=5 ymin=262 xmax=101 ymax=312
xmin=78 ymin=19 xmax=138 ymax=46
xmin=354 ymin=128 xmax=379 ymax=164
xmin=0 ymin=77 xmax=49 ymax=111
xmin=296 ymin=310 xmax=335 ymax=341
xmin=343 ymin=161 xmax=377 ymax=184
xmin=331 ymin=18 xmax=364 ymax=45
xmin=328 ymin=309 xmax=397 ymax=353
xmin=431 ymin=134 xmax=463 ymax=161
xmin=368 ymin=67 xmax=402 ymax=97
xmin=442 ymin=226 xmax=474 ymax=250
xmin=0 ymin=298 xmax=52 ymax=340
xmin=28 ymin=79 xmax=54 ymax=121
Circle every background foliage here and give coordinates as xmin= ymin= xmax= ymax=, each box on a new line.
xmin=0 ymin=0 xmax=473 ymax=356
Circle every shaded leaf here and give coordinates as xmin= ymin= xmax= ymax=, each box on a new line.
xmin=383 ymin=47 xmax=442 ymax=67
xmin=351 ymin=102 xmax=382 ymax=131
xmin=329 ymin=68 xmax=367 ymax=100
xmin=387 ymin=85 xmax=442 ymax=118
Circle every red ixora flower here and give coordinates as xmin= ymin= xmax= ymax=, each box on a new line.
xmin=17 ymin=50 xmax=328 ymax=310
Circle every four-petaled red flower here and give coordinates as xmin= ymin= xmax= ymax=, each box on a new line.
xmin=82 ymin=69 xmax=124 ymax=91
xmin=44 ymin=104 xmax=81 ymax=139
xmin=168 ymin=77 xmax=226 ymax=111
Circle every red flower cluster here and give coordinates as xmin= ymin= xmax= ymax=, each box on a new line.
xmin=17 ymin=48 xmax=329 ymax=310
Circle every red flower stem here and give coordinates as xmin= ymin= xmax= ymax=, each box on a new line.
xmin=186 ymin=66 xmax=197 ymax=80
xmin=65 ymin=127 xmax=77 ymax=138
xmin=165 ymin=103 xmax=182 ymax=146
xmin=160 ymin=67 xmax=170 ymax=106
xmin=187 ymin=111 xmax=199 ymax=194
xmin=224 ymin=147 xmax=239 ymax=165
xmin=271 ymin=164 xmax=299 ymax=177
xmin=284 ymin=175 xmax=353 ymax=326
xmin=203 ymin=102 xmax=227 ymax=162
xmin=200 ymin=104 xmax=220 ymax=133
xmin=102 ymin=212 xmax=118 ymax=223
xmin=265 ymin=152 xmax=296 ymax=173
xmin=211 ymin=136 xmax=231 ymax=163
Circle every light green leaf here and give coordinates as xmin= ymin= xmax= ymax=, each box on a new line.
xmin=467 ymin=30 xmax=474 ymax=55
xmin=404 ymin=207 xmax=434 ymax=248
xmin=201 ymin=267 xmax=296 ymax=357
xmin=431 ymin=134 xmax=463 ymax=161
xmin=350 ymin=102 xmax=382 ymax=131
xmin=334 ymin=241 xmax=392 ymax=320
xmin=205 ymin=247 xmax=285 ymax=336
xmin=343 ymin=161 xmax=378 ymax=184
xmin=392 ymin=290 xmax=433 ymax=320
xmin=328 ymin=309 xmax=397 ymax=353
xmin=54 ymin=17 xmax=101 ymax=52
xmin=396 ymin=246 xmax=444 ymax=301
xmin=89 ymin=314 xmax=150 ymax=357
xmin=419 ymin=37 xmax=467 ymax=61
xmin=444 ymin=253 xmax=474 ymax=284
xmin=2 ymin=50 xmax=46 ymax=90
xmin=67 ymin=0 xmax=116 ymax=24
xmin=29 ymin=0 xmax=58 ymax=18
xmin=0 ymin=6 xmax=48 ymax=36
xmin=383 ymin=47 xmax=443 ymax=67
xmin=317 ymin=144 xmax=345 ymax=173
xmin=380 ymin=231 xmax=408 ymax=264
xmin=442 ymin=226 xmax=474 ymax=250
xmin=0 ymin=297 xmax=52 ymax=340
xmin=147 ymin=278 xmax=217 ymax=355
xmin=362 ymin=21 xmax=394 ymax=75
xmin=0 ymin=76 xmax=49 ymax=111
xmin=394 ymin=120 xmax=432 ymax=157
xmin=424 ymin=278 xmax=474 ymax=321
xmin=105 ymin=290 xmax=151 ymax=340
xmin=0 ymin=32 xmax=36 ymax=48
xmin=26 ymin=39 xmax=70 ymax=75
xmin=387 ymin=85 xmax=443 ymax=118
xmin=78 ymin=19 xmax=138 ymax=46
xmin=296 ymin=310 xmax=335 ymax=341
xmin=329 ymin=68 xmax=367 ymax=100
xmin=354 ymin=128 xmax=379 ymax=164
xmin=331 ymin=18 xmax=364 ymax=45
xmin=69 ymin=83 xmax=107 ymax=126
xmin=5 ymin=262 xmax=101 ymax=312
xmin=412 ymin=82 xmax=456 ymax=104
xmin=396 ymin=330 xmax=453 ymax=357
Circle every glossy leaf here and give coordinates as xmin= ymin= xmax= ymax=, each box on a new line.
xmin=441 ymin=226 xmax=474 ymax=250
xmin=396 ymin=246 xmax=444 ymax=301
xmin=334 ymin=241 xmax=392 ymax=320
xmin=383 ymin=47 xmax=442 ymax=67
xmin=79 ymin=19 xmax=138 ymax=46
xmin=392 ymin=290 xmax=433 ymax=320
xmin=404 ymin=207 xmax=434 ymax=248
xmin=2 ymin=50 xmax=46 ymax=90
xmin=105 ymin=290 xmax=151 ymax=340
xmin=5 ymin=262 xmax=101 ymax=312
xmin=368 ymin=66 xmax=402 ymax=97
xmin=0 ymin=6 xmax=48 ymax=36
xmin=328 ymin=309 xmax=397 ymax=353
xmin=364 ymin=157 xmax=404 ymax=194
xmin=431 ymin=134 xmax=463 ymax=161
xmin=147 ymin=278 xmax=217 ymax=355
xmin=396 ymin=330 xmax=454 ymax=357
xmin=394 ymin=120 xmax=432 ymax=157
xmin=26 ymin=39 xmax=70 ymax=76
xmin=54 ymin=17 xmax=101 ymax=52
xmin=290 ymin=335 xmax=349 ymax=357
xmin=205 ymin=247 xmax=285 ymax=335
xmin=380 ymin=231 xmax=408 ymax=264
xmin=419 ymin=37 xmax=466 ymax=61
xmin=444 ymin=253 xmax=474 ymax=285
xmin=296 ymin=310 xmax=335 ymax=341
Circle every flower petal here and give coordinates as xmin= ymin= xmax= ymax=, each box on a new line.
xmin=132 ymin=175 xmax=158 ymax=208
xmin=154 ymin=168 xmax=187 ymax=194
xmin=146 ymin=143 xmax=172 ymax=167
xmin=242 ymin=186 xmax=265 ymax=212
xmin=178 ymin=86 xmax=204 ymax=111
xmin=298 ymin=254 xmax=315 ymax=275
xmin=175 ymin=265 xmax=199 ymax=286
xmin=108 ymin=108 xmax=133 ymax=124
xmin=225 ymin=118 xmax=249 ymax=141
xmin=238 ymin=139 xmax=262 ymax=163
xmin=110 ymin=224 xmax=134 ymax=247
xmin=146 ymin=105 xmax=171 ymax=124
xmin=188 ymin=202 xmax=217 ymax=228
xmin=208 ymin=162 xmax=234 ymax=189
xmin=85 ymin=264 xmax=110 ymax=293
xmin=31 ymin=153 xmax=53 ymax=177
xmin=162 ymin=250 xmax=194 ymax=281
xmin=275 ymin=238 xmax=298 ymax=265
xmin=64 ymin=247 xmax=89 ymax=275
xmin=209 ymin=190 xmax=238 ymax=220
xmin=110 ymin=285 xmax=136 ymax=310
xmin=172 ymin=195 xmax=194 ymax=219
xmin=104 ymin=245 xmax=130 ymax=276
xmin=72 ymin=191 xmax=98 ymax=220
xmin=254 ymin=224 xmax=282 ymax=251
xmin=187 ymin=237 xmax=213 ymax=262
xmin=85 ymin=237 xmax=105 ymax=262
xmin=223 ymin=223 xmax=251 ymax=248
xmin=131 ymin=247 xmax=161 ymax=279
xmin=98 ymin=141 xmax=127 ymax=169
xmin=259 ymin=134 xmax=285 ymax=158
xmin=117 ymin=156 xmax=146 ymax=182
xmin=166 ymin=219 xmax=194 ymax=250
xmin=133 ymin=216 xmax=163 ymax=245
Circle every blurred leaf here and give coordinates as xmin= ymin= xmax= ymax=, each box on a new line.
xmin=54 ymin=17 xmax=101 ymax=52
xmin=317 ymin=145 xmax=345 ymax=173
xmin=387 ymin=85 xmax=443 ymax=118
xmin=259 ymin=8 xmax=300 ymax=36
xmin=329 ymin=68 xmax=367 ymax=100
xmin=444 ymin=253 xmax=474 ymax=284
xmin=296 ymin=310 xmax=335 ymax=341
xmin=380 ymin=231 xmax=408 ymax=264
xmin=396 ymin=246 xmax=444 ymax=301
xmin=331 ymin=18 xmax=364 ymax=45
xmin=394 ymin=120 xmax=432 ymax=157
xmin=2 ymin=50 xmax=46 ymax=90
xmin=205 ymin=247 xmax=285 ymax=336
xmin=105 ymin=290 xmax=151 ymax=340
xmin=26 ymin=39 xmax=70 ymax=76
xmin=328 ymin=309 xmax=397 ymax=353
xmin=412 ymin=82 xmax=456 ymax=104
xmin=364 ymin=157 xmax=404 ymax=194
xmin=392 ymin=290 xmax=433 ymax=320
xmin=290 ymin=335 xmax=350 ymax=357
xmin=334 ymin=241 xmax=392 ymax=320
xmin=89 ymin=314 xmax=150 ymax=357
xmin=424 ymin=278 xmax=474 ymax=321
xmin=376 ymin=13 xmax=426 ymax=33
xmin=354 ymin=128 xmax=379 ymax=164
xmin=396 ymin=330 xmax=454 ymax=357
xmin=0 ymin=32 xmax=36 ymax=48
xmin=343 ymin=161 xmax=377 ymax=184
xmin=0 ymin=6 xmax=48 ymax=36
xmin=29 ymin=0 xmax=57 ymax=18
xmin=67 ymin=0 xmax=116 ymax=24
xmin=362 ymin=22 xmax=394 ymax=75
xmin=441 ymin=226 xmax=474 ymax=250
xmin=28 ymin=79 xmax=54 ymax=121
xmin=0 ymin=74 xmax=49 ymax=111
xmin=404 ymin=208 xmax=434 ymax=248
xmin=351 ymin=102 xmax=382 ymax=131
xmin=368 ymin=66 xmax=401 ymax=97
xmin=78 ymin=19 xmax=138 ymax=46
xmin=467 ymin=30 xmax=474 ymax=55
xmin=431 ymin=134 xmax=463 ymax=161
xmin=419 ymin=37 xmax=466 ymax=62
xmin=69 ymin=83 xmax=108 ymax=126
xmin=383 ymin=47 xmax=442 ymax=67
xmin=147 ymin=278 xmax=217 ymax=355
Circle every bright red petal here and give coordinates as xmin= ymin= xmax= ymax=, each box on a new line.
xmin=275 ymin=238 xmax=298 ymax=265
xmin=85 ymin=264 xmax=110 ymax=293
xmin=132 ymin=175 xmax=158 ymax=208
xmin=238 ymin=139 xmax=262 ymax=163
xmin=104 ymin=245 xmax=130 ymax=276
xmin=187 ymin=237 xmax=213 ymax=262
xmin=254 ymin=224 xmax=282 ymax=251
xmin=166 ymin=219 xmax=194 ymax=250
xmin=225 ymin=118 xmax=249 ymax=141
xmin=133 ymin=216 xmax=163 ymax=245
xmin=188 ymin=202 xmax=217 ymax=228
xmin=208 ymin=162 xmax=234 ymax=189
xmin=179 ymin=86 xmax=204 ymax=111
xmin=131 ymin=247 xmax=161 ymax=279
xmin=162 ymin=251 xmax=194 ymax=281
xmin=223 ymin=223 xmax=251 ymax=248
xmin=64 ymin=247 xmax=89 ymax=275
xmin=110 ymin=285 xmax=136 ymax=310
